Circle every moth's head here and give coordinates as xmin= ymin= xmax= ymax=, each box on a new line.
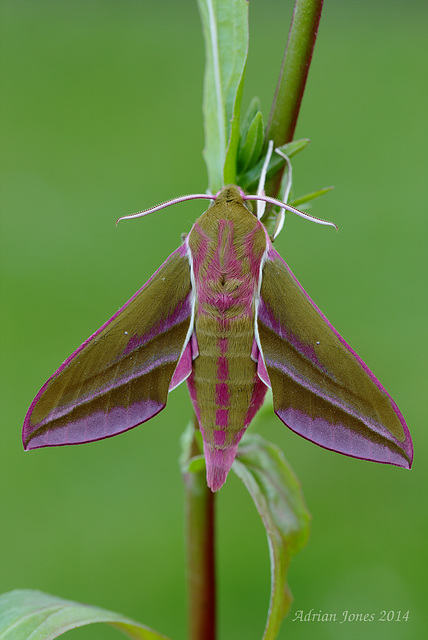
xmin=214 ymin=185 xmax=245 ymax=205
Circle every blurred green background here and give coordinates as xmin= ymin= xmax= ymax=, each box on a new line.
xmin=1 ymin=1 xmax=427 ymax=639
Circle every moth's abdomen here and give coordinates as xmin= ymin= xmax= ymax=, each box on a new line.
xmin=193 ymin=314 xmax=255 ymax=435
xmin=187 ymin=313 xmax=268 ymax=491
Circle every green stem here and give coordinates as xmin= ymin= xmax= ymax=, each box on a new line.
xmin=265 ymin=0 xmax=324 ymax=198
xmin=184 ymin=420 xmax=216 ymax=640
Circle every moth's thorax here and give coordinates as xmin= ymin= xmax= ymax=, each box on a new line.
xmin=188 ymin=197 xmax=267 ymax=323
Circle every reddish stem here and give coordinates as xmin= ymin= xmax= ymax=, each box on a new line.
xmin=265 ymin=0 xmax=324 ymax=198
xmin=184 ymin=422 xmax=216 ymax=640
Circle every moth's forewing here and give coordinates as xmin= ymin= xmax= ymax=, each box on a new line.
xmin=23 ymin=246 xmax=193 ymax=449
xmin=257 ymin=245 xmax=413 ymax=468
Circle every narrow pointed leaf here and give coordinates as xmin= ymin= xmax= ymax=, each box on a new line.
xmin=223 ymin=67 xmax=246 ymax=186
xmin=197 ymin=0 xmax=249 ymax=192
xmin=239 ymin=96 xmax=262 ymax=144
xmin=275 ymin=139 xmax=311 ymax=158
xmin=237 ymin=111 xmax=264 ymax=174
xmin=233 ymin=434 xmax=310 ymax=640
xmin=0 ymin=590 xmax=171 ymax=640
xmin=289 ymin=185 xmax=334 ymax=208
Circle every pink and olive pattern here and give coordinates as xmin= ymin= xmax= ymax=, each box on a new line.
xmin=23 ymin=185 xmax=413 ymax=491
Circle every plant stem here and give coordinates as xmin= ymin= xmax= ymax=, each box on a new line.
xmin=184 ymin=420 xmax=216 ymax=640
xmin=265 ymin=0 xmax=324 ymax=198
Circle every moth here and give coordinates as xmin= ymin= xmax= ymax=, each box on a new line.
xmin=23 ymin=153 xmax=413 ymax=491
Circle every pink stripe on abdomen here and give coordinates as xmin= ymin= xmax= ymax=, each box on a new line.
xmin=216 ymin=409 xmax=229 ymax=427
xmin=216 ymin=383 xmax=229 ymax=407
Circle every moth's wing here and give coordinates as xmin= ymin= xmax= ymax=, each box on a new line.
xmin=23 ymin=245 xmax=194 ymax=449
xmin=256 ymin=246 xmax=413 ymax=468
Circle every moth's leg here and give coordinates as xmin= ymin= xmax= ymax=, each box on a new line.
xmin=256 ymin=139 xmax=274 ymax=219
xmin=271 ymin=148 xmax=293 ymax=239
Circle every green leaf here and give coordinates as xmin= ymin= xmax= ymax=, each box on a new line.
xmin=179 ymin=421 xmax=206 ymax=475
xmin=239 ymin=96 xmax=262 ymax=143
xmin=275 ymin=138 xmax=311 ymax=158
xmin=223 ymin=70 xmax=246 ymax=187
xmin=237 ymin=111 xmax=264 ymax=173
xmin=239 ymin=138 xmax=310 ymax=192
xmin=186 ymin=455 xmax=206 ymax=474
xmin=197 ymin=0 xmax=249 ymax=192
xmin=233 ymin=435 xmax=310 ymax=640
xmin=289 ymin=185 xmax=334 ymax=207
xmin=0 ymin=590 xmax=171 ymax=640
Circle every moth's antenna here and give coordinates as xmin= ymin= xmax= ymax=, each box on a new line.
xmin=116 ymin=193 xmax=214 ymax=224
xmin=242 ymin=193 xmax=337 ymax=230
